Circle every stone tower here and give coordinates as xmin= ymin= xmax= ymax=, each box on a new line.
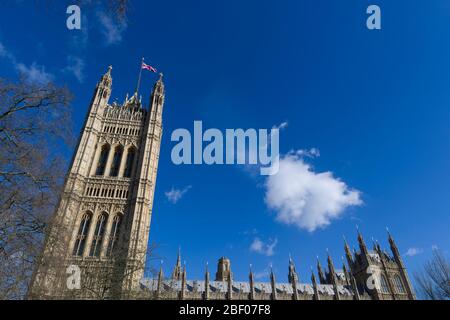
xmin=28 ymin=66 xmax=165 ymax=299
xmin=344 ymin=231 xmax=416 ymax=300
xmin=215 ymin=257 xmax=232 ymax=281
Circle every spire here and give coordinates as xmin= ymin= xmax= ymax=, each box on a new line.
xmin=100 ymin=65 xmax=112 ymax=85
xmin=158 ymin=260 xmax=164 ymax=280
xmin=327 ymin=253 xmax=340 ymax=300
xmin=106 ymin=65 xmax=112 ymax=76
xmin=317 ymin=257 xmax=326 ymax=284
xmin=249 ymin=264 xmax=255 ymax=300
xmin=387 ymin=227 xmax=395 ymax=247
xmin=172 ymin=247 xmax=182 ymax=281
xmin=311 ymin=267 xmax=320 ymax=301
xmin=269 ymin=265 xmax=277 ymax=300
xmin=327 ymin=252 xmax=336 ymax=275
xmin=153 ymin=72 xmax=164 ymax=94
xmin=204 ymin=262 xmax=210 ymax=300
xmin=288 ymin=258 xmax=299 ymax=300
xmin=351 ymin=275 xmax=361 ymax=300
xmin=387 ymin=228 xmax=401 ymax=263
xmin=344 ymin=236 xmax=353 ymax=268
xmin=227 ymin=266 xmax=233 ymax=300
xmin=386 ymin=229 xmax=417 ymax=300
xmin=180 ymin=262 xmax=186 ymax=300
xmin=357 ymin=227 xmax=368 ymax=255
xmin=156 ymin=260 xmax=164 ymax=298
xmin=288 ymin=256 xmax=299 ymax=284
xmin=342 ymin=260 xmax=351 ymax=286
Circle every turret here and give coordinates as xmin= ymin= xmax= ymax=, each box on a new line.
xmin=357 ymin=228 xmax=369 ymax=256
xmin=288 ymin=256 xmax=299 ymax=284
xmin=156 ymin=261 xmax=164 ymax=298
xmin=388 ymin=230 xmax=402 ymax=266
xmin=311 ymin=268 xmax=320 ymax=301
xmin=342 ymin=261 xmax=351 ymax=286
xmin=317 ymin=257 xmax=326 ymax=284
xmin=288 ymin=257 xmax=299 ymax=300
xmin=90 ymin=66 xmax=112 ymax=113
xmin=387 ymin=230 xmax=416 ymax=300
xmin=227 ymin=268 xmax=233 ymax=300
xmin=204 ymin=262 xmax=210 ymax=300
xmin=327 ymin=253 xmax=340 ymax=300
xmin=180 ymin=262 xmax=186 ymax=300
xmin=351 ymin=275 xmax=360 ymax=300
xmin=215 ymin=257 xmax=232 ymax=282
xmin=249 ymin=264 xmax=255 ymax=300
xmin=344 ymin=236 xmax=354 ymax=271
xmin=269 ymin=266 xmax=277 ymax=300
xmin=149 ymin=73 xmax=165 ymax=114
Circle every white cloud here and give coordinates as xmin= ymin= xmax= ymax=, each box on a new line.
xmin=0 ymin=42 xmax=7 ymax=57
xmin=295 ymin=148 xmax=320 ymax=158
xmin=0 ymin=41 xmax=53 ymax=84
xmin=97 ymin=11 xmax=127 ymax=45
xmin=250 ymin=237 xmax=278 ymax=256
xmin=64 ymin=56 xmax=85 ymax=83
xmin=16 ymin=62 xmax=53 ymax=84
xmin=264 ymin=150 xmax=362 ymax=232
xmin=404 ymin=247 xmax=423 ymax=257
xmin=165 ymin=185 xmax=192 ymax=204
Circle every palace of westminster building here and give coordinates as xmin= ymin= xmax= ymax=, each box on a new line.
xmin=28 ymin=67 xmax=416 ymax=300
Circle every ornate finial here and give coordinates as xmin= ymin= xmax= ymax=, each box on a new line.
xmin=108 ymin=65 xmax=112 ymax=72
xmin=159 ymin=72 xmax=164 ymax=80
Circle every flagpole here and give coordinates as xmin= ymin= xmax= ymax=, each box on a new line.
xmin=135 ymin=57 xmax=144 ymax=96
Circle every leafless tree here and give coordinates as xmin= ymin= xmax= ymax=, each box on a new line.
xmin=67 ymin=244 xmax=159 ymax=300
xmin=414 ymin=249 xmax=450 ymax=300
xmin=0 ymin=77 xmax=74 ymax=299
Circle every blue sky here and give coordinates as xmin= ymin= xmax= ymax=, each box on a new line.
xmin=1 ymin=0 xmax=449 ymax=287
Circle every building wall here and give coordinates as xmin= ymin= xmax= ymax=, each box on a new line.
xmin=28 ymin=68 xmax=165 ymax=299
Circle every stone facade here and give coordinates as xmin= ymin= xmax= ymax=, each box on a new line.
xmin=27 ymin=66 xmax=415 ymax=301
xmin=142 ymin=232 xmax=416 ymax=300
xmin=28 ymin=67 xmax=165 ymax=299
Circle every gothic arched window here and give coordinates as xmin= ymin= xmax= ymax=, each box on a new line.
xmin=393 ymin=275 xmax=406 ymax=294
xmin=123 ymin=147 xmax=136 ymax=178
xmin=106 ymin=214 xmax=122 ymax=256
xmin=380 ymin=274 xmax=390 ymax=294
xmin=109 ymin=146 xmax=123 ymax=177
xmin=73 ymin=212 xmax=92 ymax=256
xmin=95 ymin=144 xmax=110 ymax=176
xmin=89 ymin=213 xmax=108 ymax=257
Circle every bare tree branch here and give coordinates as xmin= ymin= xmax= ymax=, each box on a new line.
xmin=414 ymin=249 xmax=450 ymax=300
xmin=0 ymin=77 xmax=74 ymax=300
